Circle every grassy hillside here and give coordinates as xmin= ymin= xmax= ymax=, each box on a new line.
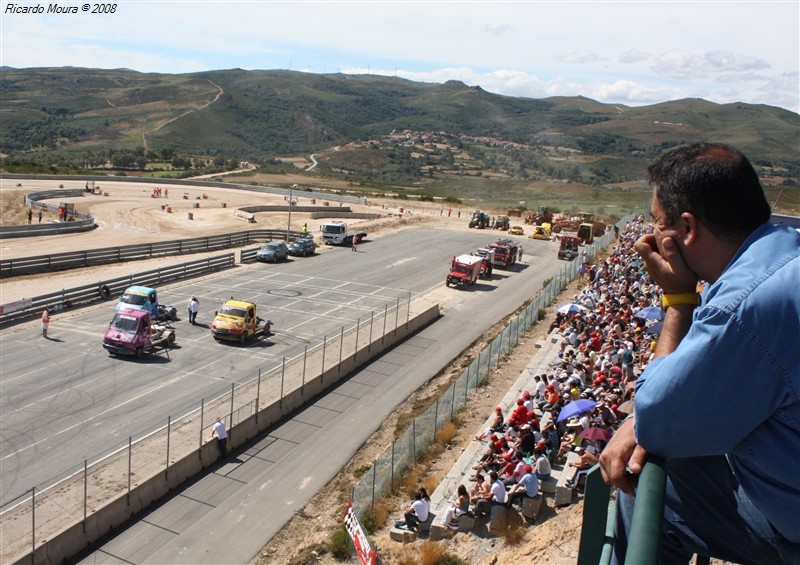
xmin=1 ymin=67 xmax=798 ymax=216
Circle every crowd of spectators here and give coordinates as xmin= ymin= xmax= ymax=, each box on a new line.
xmin=436 ymin=215 xmax=666 ymax=527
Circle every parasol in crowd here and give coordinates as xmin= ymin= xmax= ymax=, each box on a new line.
xmin=556 ymin=398 xmax=597 ymax=422
xmin=634 ymin=306 xmax=664 ymax=321
xmin=557 ymin=303 xmax=589 ymax=315
xmin=578 ymin=427 xmax=612 ymax=442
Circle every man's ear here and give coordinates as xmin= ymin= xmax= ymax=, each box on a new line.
xmin=678 ymin=212 xmax=699 ymax=246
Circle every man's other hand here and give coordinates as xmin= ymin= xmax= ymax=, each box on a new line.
xmin=599 ymin=417 xmax=649 ymax=496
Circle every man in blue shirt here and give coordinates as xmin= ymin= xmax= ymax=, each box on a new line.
xmin=600 ymin=143 xmax=799 ymax=563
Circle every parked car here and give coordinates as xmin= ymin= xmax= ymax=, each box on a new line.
xmin=287 ymin=237 xmax=318 ymax=257
xmin=256 ymin=241 xmax=288 ymax=263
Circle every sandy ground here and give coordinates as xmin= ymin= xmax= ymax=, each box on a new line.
xmin=1 ymin=179 xmax=585 ymax=563
xmin=0 ymin=179 xmax=470 ymax=305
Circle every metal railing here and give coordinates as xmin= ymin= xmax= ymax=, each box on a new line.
xmin=0 ymin=253 xmax=236 ymax=327
xmin=1 ymin=229 xmax=302 ymax=278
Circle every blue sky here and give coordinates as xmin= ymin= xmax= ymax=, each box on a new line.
xmin=2 ymin=1 xmax=798 ymax=113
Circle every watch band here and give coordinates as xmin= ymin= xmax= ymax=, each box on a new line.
xmin=661 ymin=292 xmax=699 ymax=309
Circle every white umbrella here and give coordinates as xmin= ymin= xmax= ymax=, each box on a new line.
xmin=557 ymin=303 xmax=589 ymax=315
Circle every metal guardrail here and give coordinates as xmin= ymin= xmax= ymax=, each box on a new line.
xmin=1 ymin=229 xmax=302 ymax=278
xmin=0 ymin=253 xmax=236 ymax=327
xmin=1 ymin=173 xmax=369 ymax=206
xmin=0 ymin=189 xmax=96 ymax=238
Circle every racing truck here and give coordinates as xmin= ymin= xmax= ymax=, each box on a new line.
xmin=211 ymin=299 xmax=272 ymax=344
xmin=558 ymin=235 xmax=582 ymax=261
xmin=530 ymin=223 xmax=552 ymax=240
xmin=320 ymin=221 xmax=367 ymax=246
xmin=488 ymin=238 xmax=519 ymax=268
xmin=103 ymin=308 xmax=176 ymax=358
xmin=115 ymin=285 xmax=178 ymax=322
xmin=446 ymin=255 xmax=484 ymax=288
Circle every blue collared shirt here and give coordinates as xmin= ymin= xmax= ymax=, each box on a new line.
xmin=634 ymin=222 xmax=800 ymax=542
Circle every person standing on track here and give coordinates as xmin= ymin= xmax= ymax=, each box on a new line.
xmin=212 ymin=417 xmax=228 ymax=458
xmin=41 ymin=309 xmax=51 ymax=338
xmin=187 ymin=296 xmax=199 ymax=325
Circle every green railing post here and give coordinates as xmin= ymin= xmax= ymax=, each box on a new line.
xmin=577 ymin=464 xmax=613 ymax=565
xmin=625 ymin=456 xmax=668 ymax=565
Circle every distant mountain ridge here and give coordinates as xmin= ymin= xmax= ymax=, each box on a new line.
xmin=1 ymin=67 xmax=798 ymax=169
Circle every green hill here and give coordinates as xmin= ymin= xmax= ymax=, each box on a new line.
xmin=1 ymin=67 xmax=798 ymax=215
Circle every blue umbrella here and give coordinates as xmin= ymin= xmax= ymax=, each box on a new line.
xmin=556 ymin=399 xmax=598 ymax=423
xmin=645 ymin=320 xmax=664 ymax=335
xmin=635 ymin=306 xmax=664 ymax=321
xmin=557 ymin=303 xmax=589 ymax=315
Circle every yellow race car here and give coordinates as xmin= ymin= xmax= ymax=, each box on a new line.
xmin=508 ymin=225 xmax=524 ymax=236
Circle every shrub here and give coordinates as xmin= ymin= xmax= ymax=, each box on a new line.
xmin=435 ymin=422 xmax=457 ymax=445
xmin=497 ymin=509 xmax=526 ymax=545
xmin=359 ymin=498 xmax=392 ymax=533
xmin=327 ymin=524 xmax=351 ymax=561
xmin=396 ymin=541 xmax=467 ymax=565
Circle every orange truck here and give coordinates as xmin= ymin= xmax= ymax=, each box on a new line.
xmin=446 ymin=255 xmax=484 ymax=288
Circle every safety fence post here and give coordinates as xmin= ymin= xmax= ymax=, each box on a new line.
xmin=280 ymin=357 xmax=286 ymax=405
xmin=321 ymin=336 xmax=327 ymax=379
xmin=338 ymin=327 xmax=344 ymax=370
xmin=371 ymin=466 xmax=376 ymax=508
xmin=229 ymin=383 xmax=235 ymax=424
xmin=199 ymin=398 xmax=205 ymax=454
xmin=166 ymin=416 xmax=171 ymax=475
xmin=127 ymin=437 xmax=132 ymax=503
xmin=368 ymin=311 xmax=374 ymax=352
xmin=355 ymin=317 xmax=360 ymax=361
xmin=382 ymin=304 xmax=388 ymax=344
xmin=31 ymin=487 xmax=36 ymax=560
xmin=83 ymin=460 xmax=88 ymax=532
xmin=412 ymin=420 xmax=417 ymax=464
xmin=256 ymin=369 xmax=261 ymax=423
xmin=302 ymin=345 xmax=307 ymax=389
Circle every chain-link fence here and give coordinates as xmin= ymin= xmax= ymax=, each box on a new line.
xmin=351 ymin=218 xmax=633 ymax=518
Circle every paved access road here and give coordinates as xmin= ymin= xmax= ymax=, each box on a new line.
xmin=0 ymin=229 xmax=560 ymax=502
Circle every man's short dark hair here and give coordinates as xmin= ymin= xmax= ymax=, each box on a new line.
xmin=648 ymin=142 xmax=771 ymax=239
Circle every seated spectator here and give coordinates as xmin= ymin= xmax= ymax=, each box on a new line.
xmin=506 ymin=465 xmax=539 ymax=508
xmin=567 ymin=439 xmax=606 ymax=488
xmin=440 ymin=484 xmax=470 ymax=528
xmin=475 ymin=407 xmax=504 ymax=440
xmin=395 ymin=488 xmax=429 ymax=531
xmin=533 ymin=448 xmax=552 ymax=481
xmin=474 ymin=470 xmax=506 ymax=519
xmin=508 ymin=398 xmax=530 ymax=428
xmin=515 ymin=423 xmax=536 ymax=456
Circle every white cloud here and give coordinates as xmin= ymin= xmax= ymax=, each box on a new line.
xmin=484 ymin=24 xmax=514 ymax=38
xmin=619 ymin=49 xmax=651 ymax=65
xmin=558 ymin=51 xmax=604 ymax=65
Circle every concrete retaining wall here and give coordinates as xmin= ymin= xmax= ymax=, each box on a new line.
xmin=18 ymin=303 xmax=441 ymax=565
